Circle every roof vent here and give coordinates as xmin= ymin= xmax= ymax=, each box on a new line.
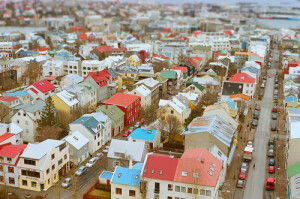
xmin=151 ymin=169 xmax=154 ymax=174
xmin=296 ymin=180 xmax=300 ymax=184
xmin=181 ymin=171 xmax=188 ymax=177
xmin=144 ymin=169 xmax=147 ymax=173
xmin=147 ymin=130 xmax=152 ymax=134
xmin=135 ymin=175 xmax=139 ymax=179
xmin=210 ymin=166 xmax=215 ymax=172
xmin=118 ymin=173 xmax=122 ymax=178
xmin=201 ymin=158 xmax=205 ymax=164
xmin=241 ymin=76 xmax=244 ymax=80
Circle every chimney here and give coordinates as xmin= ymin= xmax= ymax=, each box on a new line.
xmin=129 ymin=158 xmax=133 ymax=169
xmin=201 ymin=158 xmax=205 ymax=164
xmin=30 ymin=100 xmax=33 ymax=105
xmin=97 ymin=71 xmax=99 ymax=76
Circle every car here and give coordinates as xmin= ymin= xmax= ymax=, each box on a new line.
xmin=241 ymin=162 xmax=248 ymax=172
xmin=255 ymin=105 xmax=261 ymax=111
xmin=259 ymin=91 xmax=264 ymax=97
xmin=262 ymin=79 xmax=266 ymax=84
xmin=275 ymin=84 xmax=278 ymax=89
xmin=236 ymin=179 xmax=245 ymax=188
xmin=272 ymin=107 xmax=278 ymax=113
xmin=272 ymin=113 xmax=277 ymax=120
xmin=103 ymin=146 xmax=110 ymax=154
xmin=95 ymin=153 xmax=104 ymax=160
xmin=268 ymin=74 xmax=271 ymax=78
xmin=139 ymin=118 xmax=145 ymax=125
xmin=62 ymin=178 xmax=72 ymax=188
xmin=268 ymin=149 xmax=275 ymax=157
xmin=134 ymin=122 xmax=141 ymax=128
xmin=268 ymin=138 xmax=275 ymax=145
xmin=261 ymin=83 xmax=265 ymax=88
xmin=123 ymin=130 xmax=131 ymax=137
xmin=86 ymin=157 xmax=97 ymax=168
xmin=238 ymin=170 xmax=246 ymax=180
xmin=253 ymin=110 xmax=260 ymax=119
xmin=247 ymin=141 xmax=253 ymax=148
xmin=252 ymin=119 xmax=258 ymax=126
xmin=266 ymin=177 xmax=275 ymax=190
xmin=274 ymin=90 xmax=278 ymax=95
xmin=268 ymin=166 xmax=275 ymax=173
xmin=263 ymin=76 xmax=267 ymax=80
xmin=271 ymin=123 xmax=277 ymax=131
xmin=128 ymin=126 xmax=134 ymax=133
xmin=273 ymin=95 xmax=278 ymax=100
xmin=269 ymin=159 xmax=275 ymax=166
xmin=75 ymin=166 xmax=87 ymax=176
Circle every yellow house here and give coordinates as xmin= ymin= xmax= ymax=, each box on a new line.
xmin=157 ymin=99 xmax=190 ymax=124
xmin=18 ymin=140 xmax=69 ymax=191
xmin=127 ymin=54 xmax=141 ymax=67
xmin=51 ymin=90 xmax=79 ymax=116
xmin=205 ymin=100 xmax=238 ymax=121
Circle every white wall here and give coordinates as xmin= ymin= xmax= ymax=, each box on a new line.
xmin=111 ymin=183 xmax=142 ymax=199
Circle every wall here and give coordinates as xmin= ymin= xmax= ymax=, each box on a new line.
xmin=111 ymin=183 xmax=141 ymax=199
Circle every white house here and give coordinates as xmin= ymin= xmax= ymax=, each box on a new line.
xmin=26 ymin=79 xmax=56 ymax=101
xmin=0 ymin=123 xmax=23 ymax=145
xmin=60 ymin=74 xmax=84 ymax=89
xmin=130 ymin=85 xmax=151 ymax=109
xmin=42 ymin=60 xmax=64 ymax=77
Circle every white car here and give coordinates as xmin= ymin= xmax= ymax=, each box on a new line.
xmin=95 ymin=153 xmax=104 ymax=160
xmin=61 ymin=178 xmax=72 ymax=188
xmin=103 ymin=146 xmax=110 ymax=154
xmin=246 ymin=141 xmax=253 ymax=148
xmin=86 ymin=157 xmax=97 ymax=168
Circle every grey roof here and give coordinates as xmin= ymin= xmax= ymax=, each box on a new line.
xmin=15 ymin=100 xmax=46 ymax=113
xmin=72 ymin=116 xmax=100 ymax=135
xmin=64 ymin=131 xmax=89 ymax=150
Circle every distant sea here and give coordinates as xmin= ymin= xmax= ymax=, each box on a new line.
xmin=248 ymin=18 xmax=300 ymax=29
xmin=0 ymin=26 xmax=47 ymax=39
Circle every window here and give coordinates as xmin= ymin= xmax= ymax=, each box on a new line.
xmin=151 ymin=169 xmax=155 ymax=174
xmin=21 ymin=170 xmax=40 ymax=178
xmin=17 ymin=120 xmax=19 ymax=124
xmin=25 ymin=121 xmax=28 ymax=125
xmin=58 ymin=159 xmax=62 ymax=165
xmin=7 ymin=157 xmax=12 ymax=161
xmin=24 ymin=159 xmax=36 ymax=165
xmin=0 ymin=176 xmax=3 ymax=182
xmin=168 ymin=184 xmax=173 ymax=191
xmin=9 ymin=177 xmax=15 ymax=184
xmin=52 ymin=164 xmax=55 ymax=170
xmin=129 ymin=190 xmax=136 ymax=197
xmin=116 ymin=188 xmax=122 ymax=195
xmin=113 ymin=161 xmax=120 ymax=167
xmin=181 ymin=187 xmax=186 ymax=193
xmin=217 ymin=151 xmax=222 ymax=157
xmin=94 ymin=136 xmax=96 ymax=140
xmin=22 ymin=180 xmax=27 ymax=186
xmin=31 ymin=181 xmax=37 ymax=188
xmin=46 ymin=169 xmax=49 ymax=175
xmin=200 ymin=189 xmax=205 ymax=195
xmin=97 ymin=141 xmax=100 ymax=146
xmin=171 ymin=110 xmax=174 ymax=114
xmin=193 ymin=188 xmax=198 ymax=194
xmin=206 ymin=190 xmax=211 ymax=196
xmin=8 ymin=167 xmax=14 ymax=173
xmin=18 ymin=112 xmax=20 ymax=116
xmin=48 ymin=179 xmax=50 ymax=184
xmin=168 ymin=197 xmax=172 ymax=199
xmin=0 ymin=165 xmax=2 ymax=171
xmin=51 ymin=154 xmax=55 ymax=160
xmin=23 ymin=113 xmax=26 ymax=116
xmin=154 ymin=182 xmax=160 ymax=194
xmin=188 ymin=187 xmax=193 ymax=193
xmin=175 ymin=186 xmax=180 ymax=192
xmin=64 ymin=154 xmax=67 ymax=160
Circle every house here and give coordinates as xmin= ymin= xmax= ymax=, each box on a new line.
xmin=69 ymin=113 xmax=109 ymax=155
xmin=51 ymin=90 xmax=79 ymax=118
xmin=183 ymin=81 xmax=205 ymax=97
xmin=183 ymin=115 xmax=236 ymax=165
xmin=107 ymin=139 xmax=147 ymax=171
xmin=0 ymin=123 xmax=23 ymax=145
xmin=192 ymin=76 xmax=220 ymax=93
xmin=103 ymin=93 xmax=141 ymax=126
xmin=26 ymin=79 xmax=56 ymax=101
xmin=128 ymin=128 xmax=161 ymax=150
xmin=177 ymin=92 xmax=201 ymax=110
xmin=6 ymin=91 xmax=32 ymax=105
xmin=160 ymin=70 xmax=178 ymax=90
xmin=60 ymin=74 xmax=84 ymax=89
xmin=90 ymin=46 xmax=127 ymax=60
xmin=192 ymin=45 xmax=212 ymax=60
xmin=127 ymin=54 xmax=141 ymax=67
xmin=234 ymin=52 xmax=263 ymax=68
xmin=287 ymin=161 xmax=300 ymax=199
xmin=79 ymin=77 xmax=98 ymax=109
xmin=287 ymin=120 xmax=300 ymax=167
xmin=96 ymin=105 xmax=125 ymax=138
xmin=0 ymin=96 xmax=19 ymax=121
xmin=203 ymin=107 xmax=238 ymax=129
xmin=130 ymin=85 xmax=151 ymax=109
xmin=63 ymin=131 xmax=89 ymax=165
xmin=135 ymin=77 xmax=160 ymax=104
xmin=156 ymin=75 xmax=168 ymax=99
xmin=222 ymin=81 xmax=244 ymax=98
xmin=18 ymin=139 xmax=69 ymax=191
xmin=228 ymin=72 xmax=256 ymax=98
xmin=171 ymin=66 xmax=188 ymax=79
xmin=111 ymin=163 xmax=143 ymax=199
xmin=12 ymin=100 xmax=46 ymax=143
xmin=0 ymin=143 xmax=27 ymax=187
xmin=141 ymin=148 xmax=224 ymax=199
xmin=42 ymin=60 xmax=63 ymax=77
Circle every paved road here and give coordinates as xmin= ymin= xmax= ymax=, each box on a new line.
xmin=243 ymin=48 xmax=279 ymax=199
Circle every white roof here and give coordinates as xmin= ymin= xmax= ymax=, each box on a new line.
xmin=84 ymin=112 xmax=109 ymax=124
xmin=135 ymin=77 xmax=159 ymax=88
xmin=245 ymin=61 xmax=261 ymax=70
xmin=64 ymin=74 xmax=84 ymax=84
xmin=193 ymin=77 xmax=219 ymax=85
xmin=178 ymin=92 xmax=199 ymax=101
xmin=107 ymin=139 xmax=145 ymax=161
xmin=22 ymin=55 xmax=48 ymax=63
xmin=131 ymin=54 xmax=140 ymax=62
xmin=159 ymin=98 xmax=185 ymax=114
xmin=290 ymin=121 xmax=300 ymax=139
xmin=135 ymin=85 xmax=151 ymax=97
xmin=56 ymin=90 xmax=79 ymax=107
xmin=9 ymin=122 xmax=23 ymax=134
xmin=64 ymin=131 xmax=89 ymax=150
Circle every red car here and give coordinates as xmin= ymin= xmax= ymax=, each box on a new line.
xmin=266 ymin=177 xmax=275 ymax=190
xmin=268 ymin=166 xmax=275 ymax=173
xmin=238 ymin=170 xmax=246 ymax=180
xmin=268 ymin=74 xmax=271 ymax=78
xmin=255 ymin=105 xmax=261 ymax=111
xmin=139 ymin=118 xmax=145 ymax=125
xmin=122 ymin=130 xmax=131 ymax=137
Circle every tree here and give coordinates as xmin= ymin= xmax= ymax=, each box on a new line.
xmin=227 ymin=63 xmax=237 ymax=79
xmin=98 ymin=52 xmax=107 ymax=61
xmin=152 ymin=60 xmax=170 ymax=73
xmin=178 ymin=52 xmax=186 ymax=64
xmin=38 ymin=97 xmax=58 ymax=128
xmin=200 ymin=91 xmax=219 ymax=106
xmin=140 ymin=104 xmax=158 ymax=126
xmin=184 ymin=106 xmax=204 ymax=127
xmin=165 ymin=115 xmax=182 ymax=144
xmin=35 ymin=126 xmax=65 ymax=142
xmin=21 ymin=62 xmax=42 ymax=85
xmin=0 ymin=103 xmax=9 ymax=123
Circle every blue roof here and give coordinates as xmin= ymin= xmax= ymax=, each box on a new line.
xmin=72 ymin=116 xmax=99 ymax=135
xmin=111 ymin=163 xmax=143 ymax=186
xmin=239 ymin=67 xmax=259 ymax=77
xmin=217 ymin=97 xmax=237 ymax=110
xmin=6 ymin=90 xmax=29 ymax=97
xmin=100 ymin=171 xmax=113 ymax=180
xmin=285 ymin=96 xmax=298 ymax=103
xmin=128 ymin=128 xmax=157 ymax=142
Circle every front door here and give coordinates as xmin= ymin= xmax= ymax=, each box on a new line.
xmin=40 ymin=184 xmax=44 ymax=190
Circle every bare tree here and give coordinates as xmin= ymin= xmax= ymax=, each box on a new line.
xmin=21 ymin=62 xmax=42 ymax=85
xmin=140 ymin=104 xmax=158 ymax=126
xmin=35 ymin=126 xmax=65 ymax=142
xmin=152 ymin=60 xmax=170 ymax=73
xmin=200 ymin=91 xmax=219 ymax=106
xmin=165 ymin=115 xmax=182 ymax=144
xmin=0 ymin=103 xmax=9 ymax=122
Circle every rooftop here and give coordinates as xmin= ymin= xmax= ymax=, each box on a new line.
xmin=104 ymin=93 xmax=140 ymax=108
xmin=128 ymin=128 xmax=157 ymax=142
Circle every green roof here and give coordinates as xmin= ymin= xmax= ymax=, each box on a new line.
xmin=193 ymin=45 xmax=211 ymax=51
xmin=160 ymin=70 xmax=177 ymax=79
xmin=186 ymin=81 xmax=204 ymax=91
xmin=288 ymin=161 xmax=300 ymax=178
xmin=96 ymin=105 xmax=124 ymax=128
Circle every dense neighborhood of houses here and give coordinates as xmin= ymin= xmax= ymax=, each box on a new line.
xmin=0 ymin=0 xmax=299 ymax=199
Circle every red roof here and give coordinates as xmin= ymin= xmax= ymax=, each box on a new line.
xmin=96 ymin=46 xmax=127 ymax=53
xmin=142 ymin=154 xmax=178 ymax=181
xmin=192 ymin=57 xmax=203 ymax=61
xmin=152 ymin=54 xmax=170 ymax=59
xmin=0 ymin=143 xmax=27 ymax=158
xmin=46 ymin=75 xmax=58 ymax=81
xmin=185 ymin=59 xmax=197 ymax=67
xmin=174 ymin=148 xmax=223 ymax=186
xmin=255 ymin=61 xmax=263 ymax=68
xmin=228 ymin=73 xmax=256 ymax=83
xmin=193 ymin=31 xmax=202 ymax=37
xmin=171 ymin=66 xmax=187 ymax=73
xmin=104 ymin=93 xmax=140 ymax=107
xmin=85 ymin=69 xmax=114 ymax=88
xmin=282 ymin=35 xmax=292 ymax=40
xmin=31 ymin=79 xmax=55 ymax=93
xmin=38 ymin=48 xmax=50 ymax=51
xmin=0 ymin=96 xmax=18 ymax=102
xmin=30 ymin=88 xmax=38 ymax=94
xmin=70 ymin=26 xmax=88 ymax=32
xmin=79 ymin=34 xmax=88 ymax=39
xmin=224 ymin=30 xmax=233 ymax=35
xmin=0 ymin=133 xmax=14 ymax=143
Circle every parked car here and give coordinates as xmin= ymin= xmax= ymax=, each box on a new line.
xmin=123 ymin=130 xmax=131 ymax=137
xmin=268 ymin=166 xmax=275 ymax=173
xmin=262 ymin=79 xmax=266 ymax=84
xmin=269 ymin=144 xmax=274 ymax=150
xmin=274 ymin=90 xmax=278 ymax=95
xmin=75 ymin=166 xmax=87 ymax=176
xmin=268 ymin=74 xmax=271 ymax=78
xmin=271 ymin=123 xmax=277 ymax=131
xmin=236 ymin=180 xmax=245 ymax=188
xmin=86 ymin=157 xmax=97 ymax=168
xmin=273 ymin=95 xmax=278 ymax=100
xmin=103 ymin=146 xmax=110 ymax=154
xmin=241 ymin=162 xmax=248 ymax=172
xmin=272 ymin=113 xmax=277 ymax=120
xmin=268 ymin=138 xmax=275 ymax=145
xmin=247 ymin=141 xmax=253 ymax=148
xmin=139 ymin=118 xmax=145 ymax=125
xmin=134 ymin=122 xmax=141 ymax=128
xmin=269 ymin=159 xmax=275 ymax=166
xmin=255 ymin=105 xmax=261 ymax=111
xmin=267 ymin=149 xmax=275 ymax=157
xmin=272 ymin=107 xmax=278 ymax=113
xmin=95 ymin=153 xmax=104 ymax=160
xmin=275 ymin=84 xmax=278 ymax=89
xmin=239 ymin=170 xmax=246 ymax=180
xmin=128 ymin=126 xmax=134 ymax=133
xmin=259 ymin=91 xmax=264 ymax=98
xmin=263 ymin=76 xmax=267 ymax=80
xmin=261 ymin=83 xmax=265 ymax=88
xmin=266 ymin=177 xmax=275 ymax=190
xmin=253 ymin=110 xmax=260 ymax=119
xmin=62 ymin=178 xmax=72 ymax=188
xmin=252 ymin=119 xmax=258 ymax=126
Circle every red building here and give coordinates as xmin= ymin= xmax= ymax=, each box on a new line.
xmin=103 ymin=93 xmax=141 ymax=126
xmin=284 ymin=60 xmax=300 ymax=74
